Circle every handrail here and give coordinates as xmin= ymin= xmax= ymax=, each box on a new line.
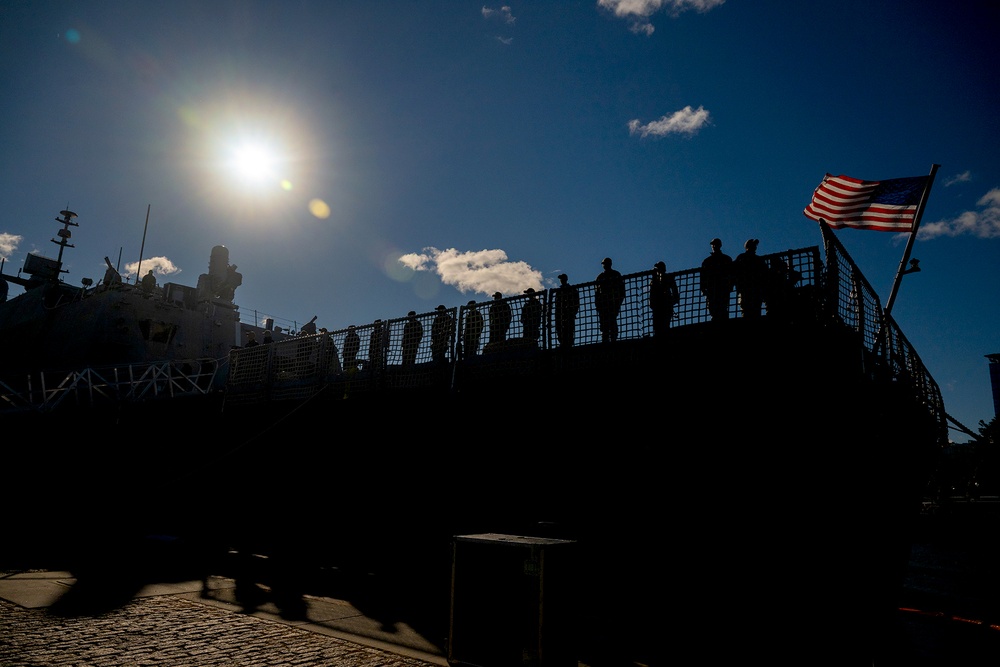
xmin=1 ymin=240 xmax=947 ymax=444
xmin=0 ymin=358 xmax=223 ymax=414
xmin=246 ymin=246 xmax=821 ymax=368
xmin=222 ymin=242 xmax=945 ymax=443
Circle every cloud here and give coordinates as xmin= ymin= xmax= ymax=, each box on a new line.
xmin=628 ymin=105 xmax=711 ymax=137
xmin=944 ymin=171 xmax=972 ymax=187
xmin=122 ymin=256 xmax=180 ymax=281
xmin=0 ymin=232 xmax=22 ymax=260
xmin=482 ymin=5 xmax=516 ymax=24
xmin=598 ymin=0 xmax=725 ymax=35
xmin=398 ymin=247 xmax=544 ymax=297
xmin=918 ymin=188 xmax=1000 ymax=239
xmin=482 ymin=5 xmax=515 ymax=45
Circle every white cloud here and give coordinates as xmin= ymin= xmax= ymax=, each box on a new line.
xmin=598 ymin=0 xmax=725 ymax=35
xmin=628 ymin=105 xmax=711 ymax=137
xmin=482 ymin=5 xmax=515 ymax=45
xmin=944 ymin=170 xmax=972 ymax=187
xmin=918 ymin=188 xmax=1000 ymax=239
xmin=398 ymin=247 xmax=544 ymax=297
xmin=482 ymin=5 xmax=515 ymax=24
xmin=122 ymin=256 xmax=180 ymax=281
xmin=0 ymin=232 xmax=22 ymax=260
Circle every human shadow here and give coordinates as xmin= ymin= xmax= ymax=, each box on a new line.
xmin=47 ymin=531 xmax=216 ymax=617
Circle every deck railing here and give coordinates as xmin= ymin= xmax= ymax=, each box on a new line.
xmin=241 ymin=246 xmax=821 ymax=372
xmin=818 ymin=222 xmax=947 ymax=439
xmin=0 ymin=236 xmax=946 ymax=439
xmin=0 ymin=358 xmax=221 ymax=413
xmin=222 ymin=239 xmax=945 ymax=442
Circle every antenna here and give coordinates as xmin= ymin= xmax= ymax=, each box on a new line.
xmin=51 ymin=209 xmax=79 ymax=265
xmin=136 ymin=204 xmax=151 ymax=279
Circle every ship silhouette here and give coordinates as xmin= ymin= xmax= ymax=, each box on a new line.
xmin=1 ymin=210 xmax=946 ymax=665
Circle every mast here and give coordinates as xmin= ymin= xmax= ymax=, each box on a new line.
xmin=873 ymin=163 xmax=939 ymax=359
xmin=883 ymin=163 xmax=940 ymax=319
xmin=52 ymin=209 xmax=79 ymax=266
xmin=136 ymin=204 xmax=151 ymax=279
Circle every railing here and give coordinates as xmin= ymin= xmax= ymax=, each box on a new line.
xmin=223 ymin=240 xmax=945 ymax=442
xmin=1 ymin=237 xmax=946 ymax=440
xmin=0 ymin=358 xmax=223 ymax=413
xmin=818 ymin=222 xmax=947 ymax=440
xmin=234 ymin=246 xmax=821 ymax=370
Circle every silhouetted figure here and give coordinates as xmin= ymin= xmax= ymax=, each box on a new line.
xmin=521 ymin=288 xmax=542 ymax=343
xmin=140 ymin=269 xmax=157 ymax=294
xmin=245 ymin=331 xmax=260 ymax=347
xmin=262 ymin=329 xmax=273 ymax=344
xmin=649 ymin=261 xmax=679 ymax=336
xmin=318 ymin=327 xmax=341 ymax=375
xmin=294 ymin=327 xmax=314 ymax=368
xmin=343 ymin=325 xmax=361 ymax=370
xmin=300 ymin=315 xmax=318 ymax=335
xmin=765 ymin=257 xmax=803 ymax=321
xmin=463 ymin=300 xmax=484 ymax=357
xmin=700 ymin=238 xmax=734 ymax=321
xmin=595 ymin=257 xmax=625 ymax=343
xmin=401 ymin=311 xmax=423 ymax=365
xmin=488 ymin=292 xmax=512 ymax=346
xmin=368 ymin=319 xmax=389 ymax=371
xmin=554 ymin=273 xmax=579 ymax=348
xmin=431 ymin=305 xmax=453 ymax=364
xmin=733 ymin=239 xmax=768 ymax=318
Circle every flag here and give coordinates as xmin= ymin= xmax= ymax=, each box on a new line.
xmin=803 ymin=173 xmax=930 ymax=232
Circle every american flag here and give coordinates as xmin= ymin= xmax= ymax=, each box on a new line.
xmin=803 ymin=173 xmax=930 ymax=232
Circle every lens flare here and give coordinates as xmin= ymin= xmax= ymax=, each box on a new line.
xmin=308 ymin=199 xmax=330 ymax=219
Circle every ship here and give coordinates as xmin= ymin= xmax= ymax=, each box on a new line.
xmin=0 ymin=210 xmax=243 ymax=386
xmin=0 ymin=209 xmax=304 ymax=412
xmin=1 ymin=210 xmax=947 ymax=665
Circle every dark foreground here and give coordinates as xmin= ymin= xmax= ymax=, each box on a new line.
xmin=2 ymin=501 xmax=998 ymax=667
xmin=3 ymin=319 xmax=948 ymax=666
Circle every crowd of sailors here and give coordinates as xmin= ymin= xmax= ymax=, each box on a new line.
xmin=232 ymin=239 xmax=812 ymax=380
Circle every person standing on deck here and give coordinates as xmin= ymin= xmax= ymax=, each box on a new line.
xmin=368 ymin=319 xmax=389 ymax=371
xmin=594 ymin=257 xmax=625 ymax=343
xmin=342 ymin=325 xmax=361 ymax=371
xmin=553 ymin=273 xmax=579 ymax=348
xmin=463 ymin=300 xmax=484 ymax=357
xmin=488 ymin=292 xmax=512 ymax=347
xmin=733 ymin=238 xmax=768 ymax=318
xmin=648 ymin=261 xmax=679 ymax=336
xmin=700 ymin=238 xmax=734 ymax=321
xmin=401 ymin=310 xmax=423 ymax=365
xmin=140 ymin=269 xmax=157 ymax=295
xmin=431 ymin=305 xmax=454 ymax=364
xmin=521 ymin=288 xmax=542 ymax=343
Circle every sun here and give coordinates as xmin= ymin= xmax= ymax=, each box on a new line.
xmin=228 ymin=141 xmax=279 ymax=186
xmin=186 ymin=100 xmax=309 ymax=211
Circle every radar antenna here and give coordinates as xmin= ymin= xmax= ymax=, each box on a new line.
xmin=51 ymin=209 xmax=79 ymax=265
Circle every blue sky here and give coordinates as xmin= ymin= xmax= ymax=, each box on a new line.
xmin=1 ymin=1 xmax=997 ymax=440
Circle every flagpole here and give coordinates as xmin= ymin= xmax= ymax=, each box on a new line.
xmin=136 ymin=204 xmax=151 ymax=280
xmin=882 ymin=163 xmax=939 ymax=320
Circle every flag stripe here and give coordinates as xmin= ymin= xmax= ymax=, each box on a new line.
xmin=803 ymin=173 xmax=928 ymax=232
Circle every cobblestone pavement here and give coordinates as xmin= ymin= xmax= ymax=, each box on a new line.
xmin=4 ymin=509 xmax=1000 ymax=667
xmin=0 ymin=594 xmax=442 ymax=667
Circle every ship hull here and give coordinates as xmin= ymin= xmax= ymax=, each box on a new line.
xmin=0 ymin=284 xmax=239 ymax=375
xmin=3 ymin=316 xmax=938 ymax=664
